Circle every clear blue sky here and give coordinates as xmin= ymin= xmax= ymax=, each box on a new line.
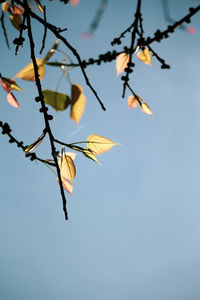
xmin=1 ymin=1 xmax=200 ymax=299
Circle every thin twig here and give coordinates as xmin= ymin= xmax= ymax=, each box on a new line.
xmin=39 ymin=5 xmax=47 ymax=54
xmin=15 ymin=12 xmax=26 ymax=55
xmin=1 ymin=11 xmax=10 ymax=48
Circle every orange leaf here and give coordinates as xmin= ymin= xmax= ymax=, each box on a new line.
xmin=116 ymin=52 xmax=130 ymax=75
xmin=15 ymin=58 xmax=45 ymax=81
xmin=187 ymin=26 xmax=197 ymax=35
xmin=70 ymin=84 xmax=86 ymax=125
xmin=2 ymin=2 xmax=10 ymax=13
xmin=137 ymin=48 xmax=152 ymax=66
xmin=128 ymin=96 xmax=139 ymax=108
xmin=57 ymin=177 xmax=73 ymax=194
xmin=7 ymin=93 xmax=20 ymax=108
xmin=10 ymin=4 xmax=24 ymax=15
xmin=70 ymin=0 xmax=80 ymax=6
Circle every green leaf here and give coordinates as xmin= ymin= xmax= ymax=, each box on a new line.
xmin=83 ymin=149 xmax=101 ymax=165
xmin=42 ymin=89 xmax=71 ymax=111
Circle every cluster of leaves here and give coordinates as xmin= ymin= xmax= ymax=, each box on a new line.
xmin=116 ymin=47 xmax=153 ymax=114
xmin=25 ymin=132 xmax=118 ymax=194
xmin=1 ymin=0 xmax=200 ymax=219
xmin=0 ymin=34 xmax=118 ymax=200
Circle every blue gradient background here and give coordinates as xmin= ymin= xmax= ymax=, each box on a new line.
xmin=1 ymin=0 xmax=200 ymax=299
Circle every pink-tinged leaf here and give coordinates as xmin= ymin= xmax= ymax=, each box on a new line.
xmin=7 ymin=93 xmax=20 ymax=108
xmin=128 ymin=96 xmax=139 ymax=108
xmin=81 ymin=32 xmax=93 ymax=39
xmin=187 ymin=26 xmax=197 ymax=35
xmin=57 ymin=177 xmax=73 ymax=194
xmin=1 ymin=78 xmax=11 ymax=93
xmin=10 ymin=4 xmax=24 ymax=15
xmin=116 ymin=53 xmax=130 ymax=75
xmin=70 ymin=0 xmax=80 ymax=6
xmin=0 ymin=77 xmax=22 ymax=93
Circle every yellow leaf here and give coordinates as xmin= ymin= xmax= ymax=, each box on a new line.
xmin=87 ymin=135 xmax=118 ymax=155
xmin=15 ymin=58 xmax=45 ymax=81
xmin=9 ymin=14 xmax=22 ymax=31
xmin=140 ymin=102 xmax=153 ymax=115
xmin=35 ymin=0 xmax=44 ymax=13
xmin=42 ymin=40 xmax=60 ymax=64
xmin=43 ymin=89 xmax=70 ymax=111
xmin=83 ymin=149 xmax=101 ymax=165
xmin=70 ymin=84 xmax=86 ymax=125
xmin=58 ymin=153 xmax=76 ymax=183
xmin=137 ymin=48 xmax=152 ymax=66
xmin=2 ymin=2 xmax=10 ymax=13
xmin=116 ymin=52 xmax=130 ymax=75
xmin=65 ymin=152 xmax=76 ymax=160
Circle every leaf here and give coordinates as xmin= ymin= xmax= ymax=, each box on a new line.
xmin=15 ymin=58 xmax=45 ymax=81
xmin=57 ymin=177 xmax=73 ymax=194
xmin=137 ymin=48 xmax=152 ymax=66
xmin=70 ymin=0 xmax=80 ymax=6
xmin=58 ymin=153 xmax=76 ymax=183
xmin=87 ymin=135 xmax=118 ymax=155
xmin=35 ymin=0 xmax=44 ymax=13
xmin=140 ymin=102 xmax=153 ymax=115
xmin=42 ymin=89 xmax=71 ymax=111
xmin=129 ymin=94 xmax=153 ymax=115
xmin=128 ymin=95 xmax=139 ymax=108
xmin=116 ymin=52 xmax=130 ymax=75
xmin=42 ymin=40 xmax=60 ymax=64
xmin=83 ymin=149 xmax=101 ymax=165
xmin=10 ymin=4 xmax=24 ymax=15
xmin=70 ymin=84 xmax=86 ymax=125
xmin=2 ymin=2 xmax=10 ymax=13
xmin=7 ymin=93 xmax=20 ymax=108
xmin=0 ymin=77 xmax=22 ymax=93
xmin=24 ymin=131 xmax=46 ymax=154
xmin=64 ymin=152 xmax=76 ymax=160
xmin=187 ymin=25 xmax=197 ymax=35
xmin=9 ymin=14 xmax=22 ymax=31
